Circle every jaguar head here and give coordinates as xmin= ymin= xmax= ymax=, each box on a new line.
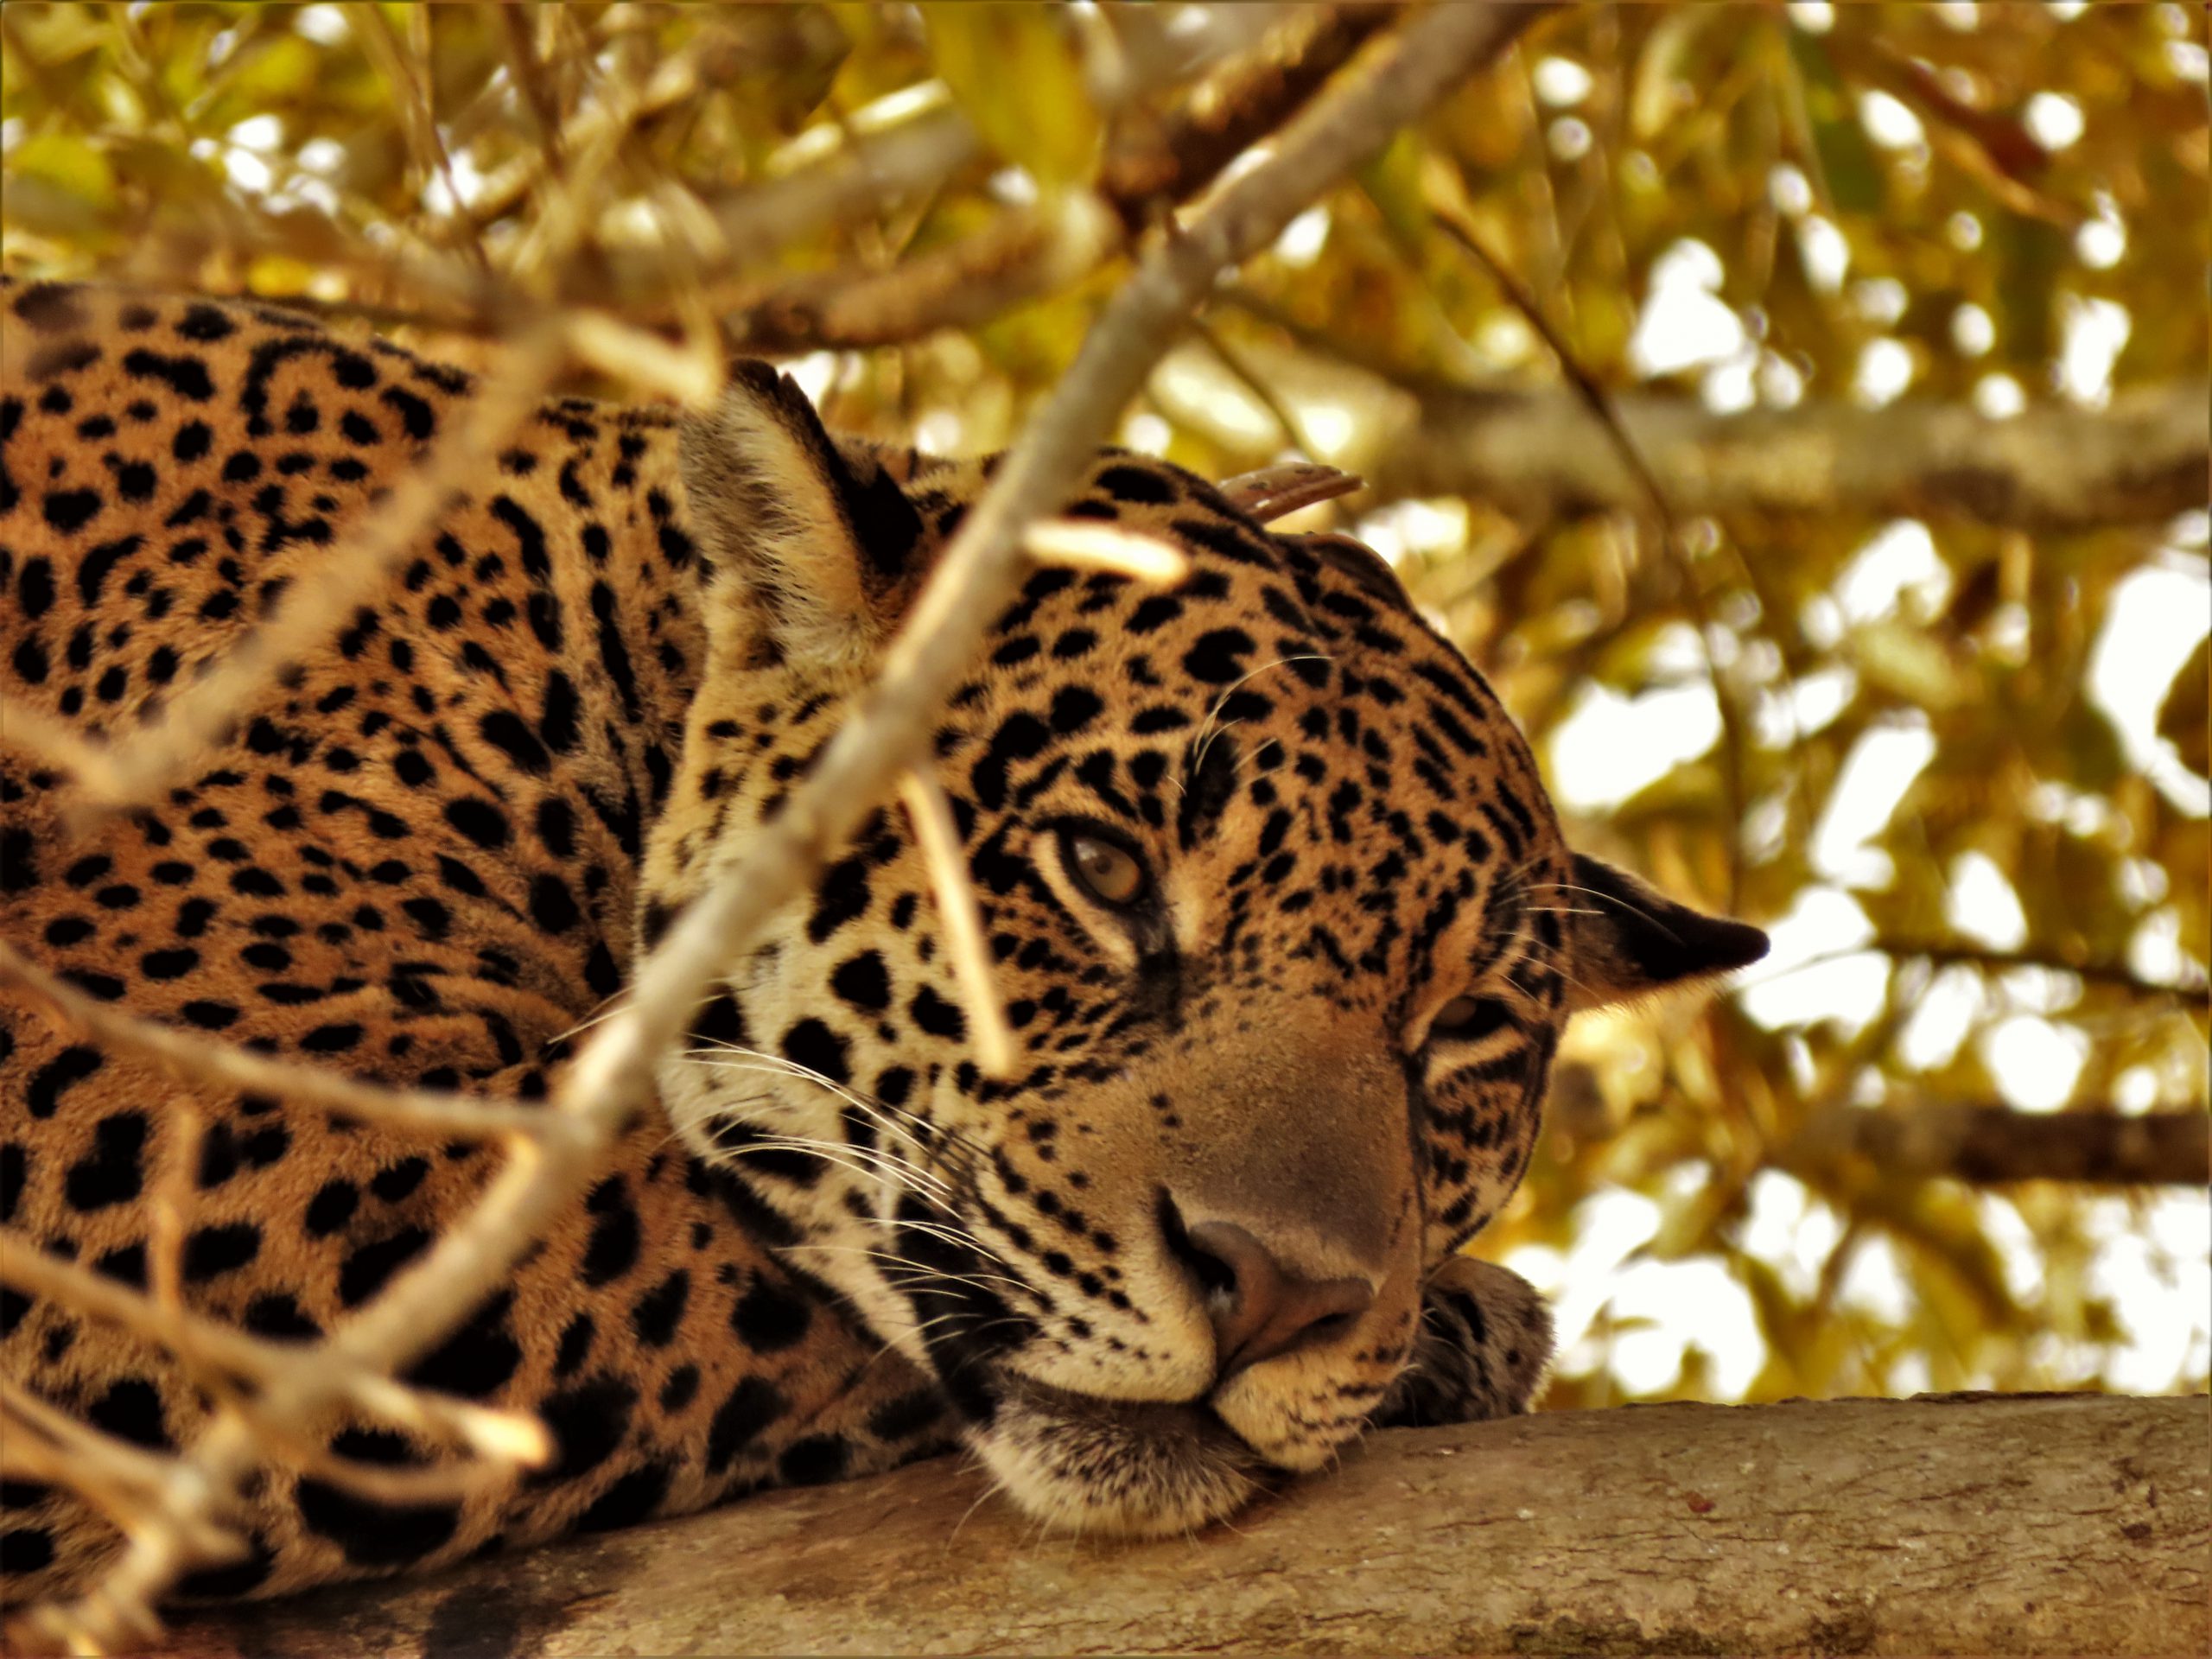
xmin=645 ymin=365 xmax=1766 ymax=1534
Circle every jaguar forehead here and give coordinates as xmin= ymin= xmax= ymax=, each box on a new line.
xmin=1215 ymin=461 xmax=1364 ymax=523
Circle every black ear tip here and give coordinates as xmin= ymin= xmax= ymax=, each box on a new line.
xmin=726 ymin=358 xmax=783 ymax=397
xmin=1702 ymin=915 xmax=1770 ymax=971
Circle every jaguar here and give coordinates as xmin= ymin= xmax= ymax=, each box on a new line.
xmin=0 ymin=277 xmax=1765 ymax=1603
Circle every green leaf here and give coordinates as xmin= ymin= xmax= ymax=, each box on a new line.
xmin=228 ymin=33 xmax=321 ymax=105
xmin=1992 ymin=216 xmax=2068 ymax=366
xmin=1357 ymin=130 xmax=1431 ymax=247
xmin=922 ymin=3 xmax=1098 ymax=191
xmin=1785 ymin=33 xmax=1882 ymax=216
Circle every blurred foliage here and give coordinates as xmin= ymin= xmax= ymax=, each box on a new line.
xmin=3 ymin=1 xmax=2206 ymax=1409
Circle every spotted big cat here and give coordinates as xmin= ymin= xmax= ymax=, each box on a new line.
xmin=0 ymin=279 xmax=1767 ymax=1600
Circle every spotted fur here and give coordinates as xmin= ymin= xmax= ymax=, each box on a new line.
xmin=0 ymin=280 xmax=1765 ymax=1603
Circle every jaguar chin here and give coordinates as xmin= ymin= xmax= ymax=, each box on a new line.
xmin=975 ymin=1376 xmax=1272 ymax=1538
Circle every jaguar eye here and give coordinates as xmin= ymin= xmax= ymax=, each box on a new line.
xmin=1430 ymin=995 xmax=1513 ymax=1044
xmin=1062 ymin=830 xmax=1148 ymax=907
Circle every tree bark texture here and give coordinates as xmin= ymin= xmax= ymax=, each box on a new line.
xmin=1359 ymin=382 xmax=2209 ymax=532
xmin=159 ymin=1394 xmax=2207 ymax=1658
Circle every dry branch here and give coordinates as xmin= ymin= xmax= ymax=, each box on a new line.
xmin=158 ymin=1395 xmax=2210 ymax=1658
xmin=0 ymin=939 xmax=549 ymax=1141
xmin=1789 ymin=1104 xmax=2210 ymax=1187
xmin=33 ymin=321 xmax=563 ymax=823
xmin=899 ymin=772 xmax=1020 ymax=1080
xmin=1096 ymin=4 xmax=1397 ymax=228
xmin=1354 ymin=380 xmax=2209 ymax=533
xmin=0 ymin=1235 xmax=546 ymax=1469
xmin=722 ymin=3 xmax=1457 ymax=354
xmin=727 ymin=195 xmax=1122 ymax=355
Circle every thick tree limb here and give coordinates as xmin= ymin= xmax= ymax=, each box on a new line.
xmin=1357 ymin=381 xmax=2209 ymax=532
xmin=1789 ymin=1105 xmax=2209 ymax=1186
xmin=161 ymin=1395 xmax=2209 ymax=1657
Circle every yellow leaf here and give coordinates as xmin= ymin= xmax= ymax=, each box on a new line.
xmin=230 ymin=34 xmax=321 ymax=104
xmin=1849 ymin=620 xmax=1971 ymax=711
xmin=7 ymin=130 xmax=118 ymax=209
xmin=923 ymin=3 xmax=1098 ymax=190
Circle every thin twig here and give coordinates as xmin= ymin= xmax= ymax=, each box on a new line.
xmin=0 ymin=1376 xmax=246 ymax=1577
xmin=0 ymin=939 xmax=554 ymax=1141
xmin=0 ymin=1243 xmax=550 ymax=1470
xmin=1741 ymin=937 xmax=2209 ymax=1001
xmin=1427 ymin=207 xmax=1749 ymax=913
xmin=726 ymin=196 xmax=1120 ymax=354
xmin=50 ymin=317 xmax=563 ymax=823
xmin=347 ymin=2 xmax=491 ymax=270
xmin=900 ymin=772 xmax=1020 ymax=1080
xmin=1187 ymin=314 xmax=1326 ymax=463
xmin=1023 ymin=519 xmax=1192 ymax=585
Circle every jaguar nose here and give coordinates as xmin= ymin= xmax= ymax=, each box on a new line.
xmin=1177 ymin=1218 xmax=1376 ymax=1379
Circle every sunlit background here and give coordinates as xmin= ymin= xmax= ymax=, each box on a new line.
xmin=3 ymin=0 xmax=2206 ymax=1409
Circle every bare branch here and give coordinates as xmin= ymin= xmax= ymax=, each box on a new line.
xmin=0 ymin=939 xmax=553 ymax=1142
xmin=45 ymin=320 xmax=563 ymax=823
xmin=1097 ymin=5 xmax=1398 ymax=229
xmin=1352 ymin=379 xmax=2209 ymax=534
xmin=899 ymin=772 xmax=1020 ymax=1080
xmin=160 ymin=1396 xmax=2208 ymax=1659
xmin=718 ymin=4 xmax=1466 ymax=355
xmin=0 ymin=1376 xmax=243 ymax=1572
xmin=0 ymin=1244 xmax=549 ymax=1471
xmin=1788 ymin=1104 xmax=2209 ymax=1186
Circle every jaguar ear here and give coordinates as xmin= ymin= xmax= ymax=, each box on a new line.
xmin=678 ymin=360 xmax=928 ymax=675
xmin=1560 ymin=852 xmax=1769 ymax=1014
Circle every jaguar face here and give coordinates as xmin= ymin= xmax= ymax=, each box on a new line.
xmin=648 ymin=365 xmax=1766 ymax=1534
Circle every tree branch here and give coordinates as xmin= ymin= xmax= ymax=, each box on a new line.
xmin=1788 ymin=1104 xmax=2209 ymax=1186
xmin=160 ymin=1395 xmax=2208 ymax=1658
xmin=1096 ymin=4 xmax=1398 ymax=230
xmin=1750 ymin=938 xmax=2209 ymax=1001
xmin=0 ymin=939 xmax=550 ymax=1141
xmin=1355 ymin=380 xmax=2209 ymax=533
xmin=719 ymin=3 xmax=1456 ymax=355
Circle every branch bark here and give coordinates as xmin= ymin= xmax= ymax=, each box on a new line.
xmin=159 ymin=1395 xmax=2209 ymax=1657
xmin=1357 ymin=381 xmax=2209 ymax=533
xmin=1789 ymin=1105 xmax=2210 ymax=1186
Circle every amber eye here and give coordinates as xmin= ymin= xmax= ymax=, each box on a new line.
xmin=1430 ymin=995 xmax=1513 ymax=1044
xmin=1062 ymin=830 xmax=1149 ymax=907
